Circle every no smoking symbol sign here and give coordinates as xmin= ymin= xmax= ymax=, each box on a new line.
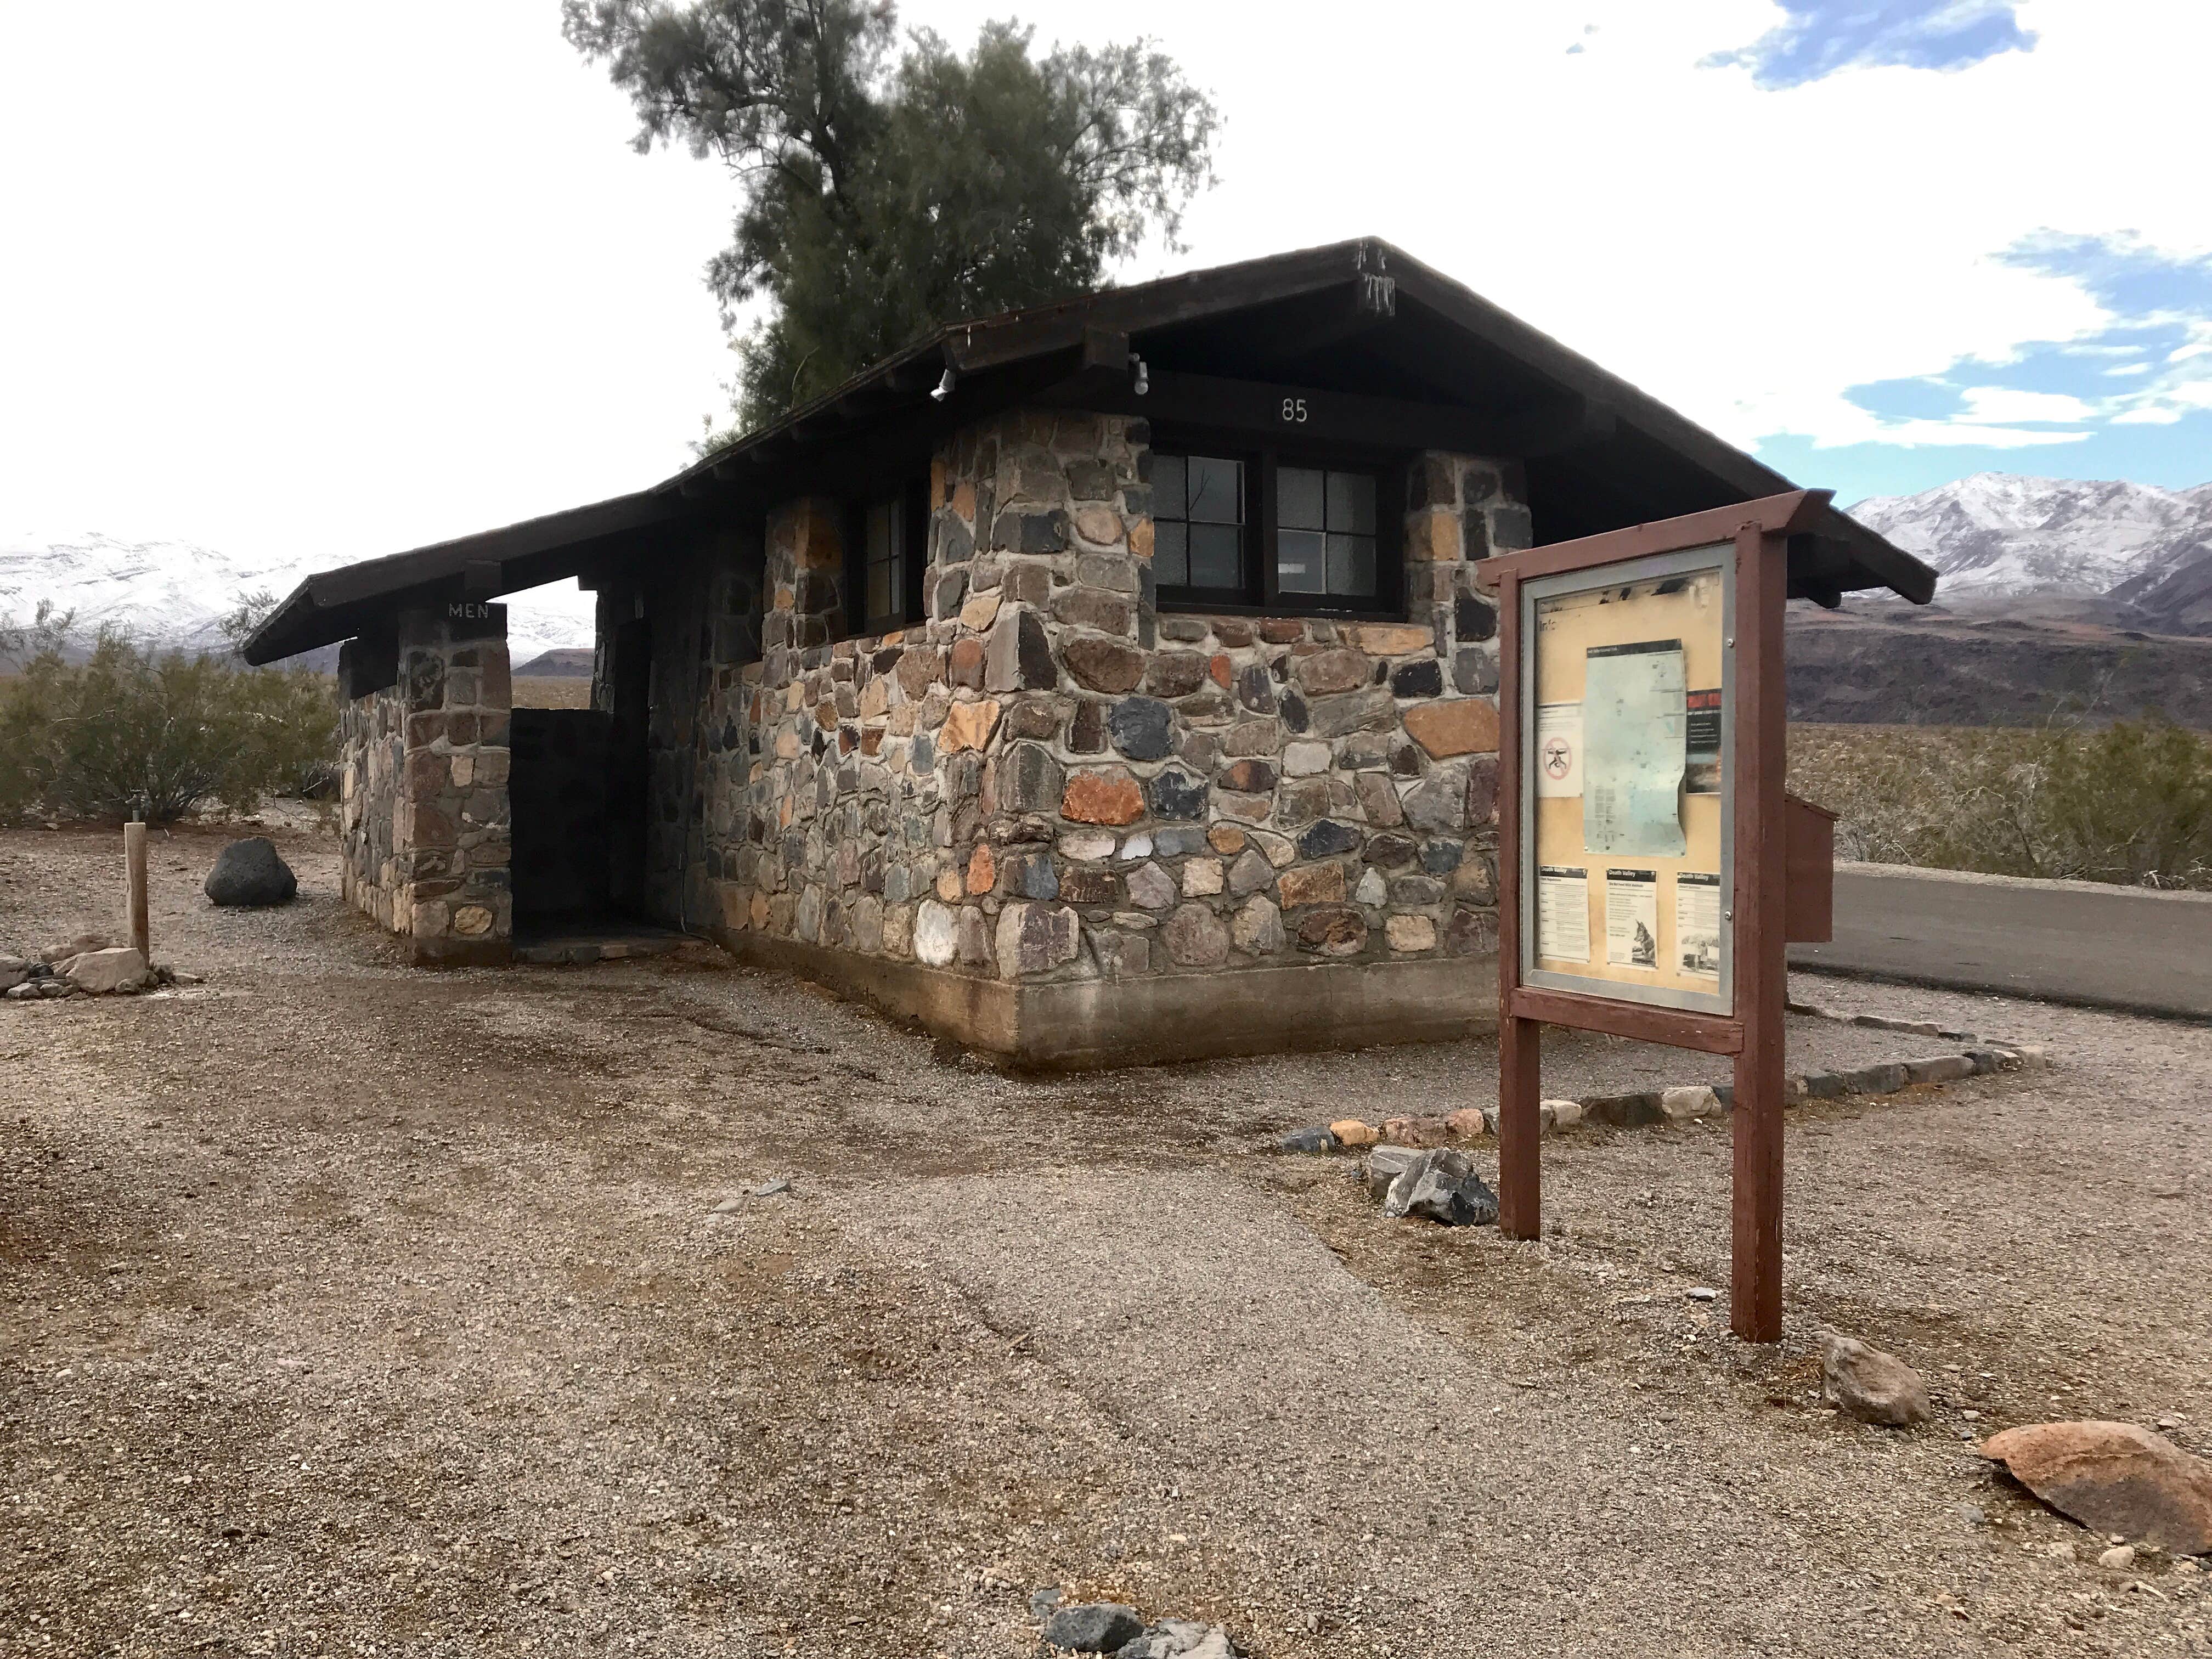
xmin=1542 ymin=737 xmax=1572 ymax=780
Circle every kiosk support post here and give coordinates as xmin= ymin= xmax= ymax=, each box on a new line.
xmin=1730 ymin=522 xmax=1787 ymax=1343
xmin=1494 ymin=564 xmax=1542 ymax=1242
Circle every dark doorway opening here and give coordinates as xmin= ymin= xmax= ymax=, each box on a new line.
xmin=507 ymin=616 xmax=665 ymax=960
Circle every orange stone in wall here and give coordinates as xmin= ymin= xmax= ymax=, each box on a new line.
xmin=1402 ymin=697 xmax=1499 ymax=759
xmin=1060 ymin=769 xmax=1146 ymax=825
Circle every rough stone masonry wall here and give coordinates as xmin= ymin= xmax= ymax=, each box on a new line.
xmin=697 ymin=409 xmax=1522 ymax=1023
xmin=337 ymin=605 xmax=514 ymax=963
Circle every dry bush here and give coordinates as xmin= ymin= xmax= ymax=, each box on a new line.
xmin=1790 ymin=719 xmax=2212 ymax=889
xmin=0 ymin=631 xmax=338 ymax=825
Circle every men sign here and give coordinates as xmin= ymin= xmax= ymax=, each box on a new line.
xmin=1485 ymin=491 xmax=1838 ymax=1344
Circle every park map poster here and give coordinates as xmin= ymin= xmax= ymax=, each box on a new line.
xmin=1524 ymin=555 xmax=1731 ymax=1011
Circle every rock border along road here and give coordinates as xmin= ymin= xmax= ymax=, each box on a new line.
xmin=1792 ymin=861 xmax=2212 ymax=1022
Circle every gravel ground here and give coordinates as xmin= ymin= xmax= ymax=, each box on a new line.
xmin=2 ymin=822 xmax=2208 ymax=1658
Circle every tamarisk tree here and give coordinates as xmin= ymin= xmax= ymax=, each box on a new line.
xmin=563 ymin=0 xmax=1218 ymax=437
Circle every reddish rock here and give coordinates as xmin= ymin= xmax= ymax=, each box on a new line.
xmin=1982 ymin=1421 xmax=2212 ymax=1554
xmin=895 ymin=647 xmax=943 ymax=698
xmin=1060 ymin=769 xmax=1146 ymax=825
xmin=1382 ymin=1115 xmax=1452 ymax=1148
xmin=1403 ymin=697 xmax=1500 ymax=759
xmin=1444 ymin=1107 xmax=1489 ymax=1139
xmin=1058 ymin=866 xmax=1120 ymax=905
xmin=938 ymin=698 xmax=1001 ymax=754
xmin=1291 ymin=648 xmax=1373 ymax=696
xmin=965 ymin=843 xmax=996 ymax=896
xmin=1220 ymin=759 xmax=1278 ymax=794
xmin=1063 ymin=636 xmax=1145 ymax=693
xmin=1296 ymin=906 xmax=1367 ymax=956
xmin=1259 ymin=618 xmax=1305 ymax=644
xmin=1276 ymin=862 xmax=1346 ymax=908
xmin=1144 ymin=652 xmax=1209 ymax=698
xmin=947 ymin=636 xmax=986 ymax=690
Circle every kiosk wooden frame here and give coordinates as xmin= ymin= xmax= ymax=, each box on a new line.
xmin=1488 ymin=490 xmax=1835 ymax=1343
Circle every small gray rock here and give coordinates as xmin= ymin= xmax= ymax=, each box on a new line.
xmin=1822 ymin=1333 xmax=1931 ymax=1427
xmin=1028 ymin=1586 xmax=1064 ymax=1620
xmin=1274 ymin=1125 xmax=1337 ymax=1155
xmin=0 ymin=956 xmax=29 ymax=993
xmin=205 ymin=837 xmax=297 ymax=907
xmin=1045 ymin=1602 xmax=1144 ymax=1653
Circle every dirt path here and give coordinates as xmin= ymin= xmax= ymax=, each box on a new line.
xmin=2 ymin=825 xmax=2207 ymax=1657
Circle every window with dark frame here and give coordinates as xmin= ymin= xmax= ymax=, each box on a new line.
xmin=1150 ymin=443 xmax=1396 ymax=615
xmin=850 ymin=479 xmax=928 ymax=636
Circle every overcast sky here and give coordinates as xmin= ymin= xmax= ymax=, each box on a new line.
xmin=4 ymin=0 xmax=2208 ymax=586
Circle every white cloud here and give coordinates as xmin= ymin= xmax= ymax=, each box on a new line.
xmin=2103 ymin=362 xmax=2154 ymax=376
xmin=1957 ymin=387 xmax=2094 ymax=423
xmin=3 ymin=0 xmax=2210 ymax=566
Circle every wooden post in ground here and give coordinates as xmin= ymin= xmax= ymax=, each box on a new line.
xmin=1730 ymin=523 xmax=1787 ymax=1343
xmin=125 ymin=820 xmax=149 ymax=963
xmin=1493 ymin=563 xmax=1543 ymax=1240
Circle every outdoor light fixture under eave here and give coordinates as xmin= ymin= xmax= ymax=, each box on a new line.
xmin=1130 ymin=353 xmax=1149 ymax=396
xmin=931 ymin=367 xmax=956 ymax=402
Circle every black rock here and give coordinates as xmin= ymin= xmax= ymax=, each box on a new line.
xmin=1045 ymin=1603 xmax=1144 ymax=1653
xmin=1146 ymin=769 xmax=1209 ymax=821
xmin=204 ymin=837 xmax=297 ymax=907
xmin=1275 ymin=1125 xmax=1338 ymax=1155
xmin=1108 ymin=696 xmax=1176 ymax=761
xmin=1296 ymin=819 xmax=1361 ymax=859
xmin=1380 ymin=1148 xmax=1498 ymax=1226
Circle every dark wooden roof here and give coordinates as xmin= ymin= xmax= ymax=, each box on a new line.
xmin=243 ymin=237 xmax=1933 ymax=663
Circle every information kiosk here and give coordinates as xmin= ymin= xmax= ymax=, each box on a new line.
xmin=1486 ymin=492 xmax=1838 ymax=1342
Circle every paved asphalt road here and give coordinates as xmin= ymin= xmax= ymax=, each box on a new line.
xmin=1790 ymin=863 xmax=2212 ymax=1020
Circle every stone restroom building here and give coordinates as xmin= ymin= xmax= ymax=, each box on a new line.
xmin=246 ymin=240 xmax=1932 ymax=1066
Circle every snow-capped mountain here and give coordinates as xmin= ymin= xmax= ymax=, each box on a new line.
xmin=1846 ymin=473 xmax=2212 ymax=634
xmin=0 ymin=532 xmax=597 ymax=662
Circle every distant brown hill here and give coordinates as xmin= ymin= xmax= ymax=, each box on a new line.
xmin=1788 ymin=602 xmax=2212 ymax=728
xmin=515 ymin=647 xmax=594 ymax=678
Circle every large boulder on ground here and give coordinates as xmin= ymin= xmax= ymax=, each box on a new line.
xmin=1982 ymin=1421 xmax=2212 ymax=1555
xmin=0 ymin=956 xmax=30 ymax=993
xmin=205 ymin=837 xmax=297 ymax=907
xmin=1822 ymin=1334 xmax=1932 ymax=1427
xmin=58 ymin=947 xmax=148 ymax=995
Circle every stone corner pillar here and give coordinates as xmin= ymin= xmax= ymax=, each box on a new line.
xmin=394 ymin=601 xmax=513 ymax=966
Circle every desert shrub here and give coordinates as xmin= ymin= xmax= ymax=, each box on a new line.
xmin=1790 ymin=719 xmax=2212 ymax=889
xmin=0 ymin=631 xmax=338 ymax=825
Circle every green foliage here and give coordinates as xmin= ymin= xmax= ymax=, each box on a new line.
xmin=0 ymin=630 xmax=338 ymax=826
xmin=1790 ymin=719 xmax=2212 ymax=889
xmin=564 ymin=0 xmax=1217 ymax=433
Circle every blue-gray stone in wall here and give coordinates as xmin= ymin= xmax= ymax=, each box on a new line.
xmin=1297 ymin=820 xmax=1362 ymax=859
xmin=1147 ymin=768 xmax=1209 ymax=820
xmin=1108 ymin=696 xmax=1175 ymax=761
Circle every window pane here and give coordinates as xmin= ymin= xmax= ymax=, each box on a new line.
xmin=1187 ymin=456 xmax=1242 ymax=524
xmin=1152 ymin=454 xmax=1186 ymax=521
xmin=1327 ymin=533 xmax=1378 ymax=597
xmin=1278 ymin=466 xmax=1324 ymax=531
xmin=1278 ymin=528 xmax=1326 ymax=594
xmin=1154 ymin=519 xmax=1189 ymax=586
xmin=867 ymin=559 xmax=893 ymax=620
xmin=1189 ymin=523 xmax=1243 ymax=589
xmin=867 ymin=501 xmax=895 ymax=561
xmin=1328 ymin=471 xmax=1376 ymax=535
